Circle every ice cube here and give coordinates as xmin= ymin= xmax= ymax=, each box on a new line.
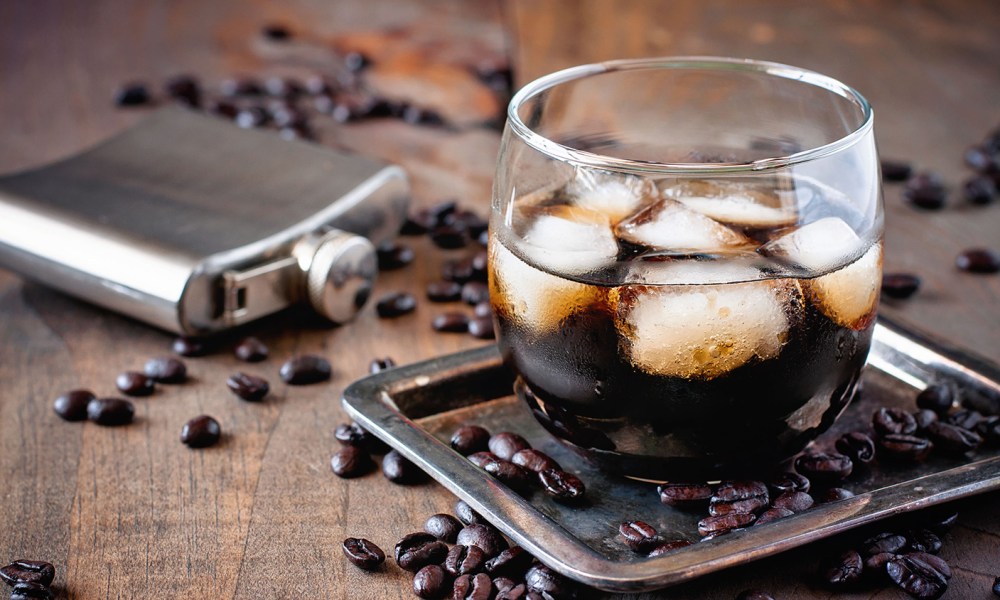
xmin=615 ymin=281 xmax=795 ymax=379
xmin=564 ymin=170 xmax=659 ymax=223
xmin=520 ymin=205 xmax=619 ymax=274
xmin=615 ymin=199 xmax=754 ymax=253
xmin=662 ymin=179 xmax=798 ymax=228
xmin=625 ymin=256 xmax=767 ymax=286
xmin=759 ymin=216 xmax=864 ymax=273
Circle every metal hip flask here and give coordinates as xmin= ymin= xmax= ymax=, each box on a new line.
xmin=0 ymin=107 xmax=409 ymax=335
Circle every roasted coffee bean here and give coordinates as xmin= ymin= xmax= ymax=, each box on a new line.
xmin=484 ymin=546 xmax=532 ymax=578
xmin=913 ymin=409 xmax=939 ymax=432
xmin=709 ymin=480 xmax=769 ymax=516
xmin=279 ymin=354 xmax=331 ymax=384
xmin=886 ymin=552 xmax=951 ymax=599
xmin=433 ymin=312 xmax=470 ymax=333
xmin=920 ymin=509 xmax=959 ymax=534
xmin=263 ymin=76 xmax=303 ymax=99
xmin=477 ymin=230 xmax=489 ymax=247
xmin=881 ymin=159 xmax=913 ymax=182
xmin=446 ymin=210 xmax=489 ymax=238
xmin=735 ymin=590 xmax=775 ymax=600
xmin=771 ymin=491 xmax=814 ymax=513
xmin=926 ymin=421 xmax=982 ymax=455
xmin=468 ymin=451 xmax=500 ymax=469
xmin=164 ymin=74 xmax=201 ymax=107
xmin=219 ymin=77 xmax=263 ymax=97
xmin=768 ymin=472 xmax=811 ymax=495
xmin=452 ymin=572 xmax=492 ymax=600
xmin=233 ymin=337 xmax=268 ymax=362
xmin=658 ymin=482 xmax=713 ymax=507
xmin=525 ymin=564 xmax=574 ymax=599
xmin=457 ymin=524 xmax=508 ymax=558
xmin=430 ymin=224 xmax=468 ymax=249
xmin=396 ymin=532 xmax=449 ymax=572
xmin=87 ymin=397 xmax=134 ymax=426
xmin=261 ymin=23 xmax=292 ymax=40
xmin=821 ymin=549 xmax=863 ymax=587
xmin=794 ymin=452 xmax=853 ymax=483
xmin=367 ymin=356 xmax=396 ymax=374
xmin=143 ymin=357 xmax=187 ymax=383
xmin=444 ymin=544 xmax=486 ymax=576
xmin=304 ymin=75 xmax=333 ymax=96
xmin=53 ymin=389 xmax=95 ymax=421
xmin=180 ymin=415 xmax=221 ymax=448
xmin=470 ymin=249 xmax=488 ymax=276
xmin=956 ymin=248 xmax=1000 ymax=273
xmin=698 ymin=513 xmax=756 ymax=536
xmin=425 ymin=513 xmax=463 ymax=543
xmin=172 ymin=336 xmax=209 ymax=357
xmin=400 ymin=211 xmax=434 ymax=235
xmin=755 ymin=507 xmax=795 ymax=525
xmin=618 ymin=521 xmax=662 ymax=553
xmin=483 ymin=459 xmax=532 ymax=492
xmin=473 ymin=302 xmax=493 ymax=318
xmin=451 ymin=425 xmax=491 ymax=455
xmin=945 ymin=409 xmax=985 ymax=430
xmin=455 ymin=500 xmax=487 ymax=526
xmin=429 ymin=200 xmax=458 ymax=225
xmin=116 ymin=371 xmax=155 ymax=396
xmin=493 ymin=577 xmax=517 ymax=594
xmin=861 ymin=532 xmax=908 ymax=557
xmin=835 ymin=432 xmax=876 ymax=465
xmin=917 ymin=384 xmax=955 ymax=415
xmin=376 ymin=292 xmax=417 ymax=318
xmin=114 ymin=82 xmax=151 ymax=106
xmin=964 ymin=175 xmax=997 ymax=204
xmin=511 ymin=449 xmax=560 ymax=473
xmin=494 ymin=580 xmax=527 ymax=600
xmin=873 ymin=407 xmax=918 ymax=435
xmin=467 ymin=316 xmax=495 ymax=340
xmin=461 ymin=282 xmax=490 ymax=305
xmin=993 ymin=575 xmax=1000 ymax=597
xmin=904 ymin=171 xmax=947 ymax=209
xmin=330 ymin=445 xmax=374 ymax=478
xmin=376 ymin=241 xmax=414 ymax=270
xmin=442 ymin=258 xmax=475 ymax=283
xmin=427 ymin=281 xmax=463 ymax=302
xmin=881 ymin=273 xmax=922 ymax=299
xmin=343 ymin=50 xmax=370 ymax=72
xmin=966 ymin=145 xmax=1000 ymax=172
xmin=413 ymin=564 xmax=449 ymax=599
xmin=907 ymin=528 xmax=943 ymax=554
xmin=879 ymin=434 xmax=933 ymax=462
xmin=978 ymin=416 xmax=1000 ymax=446
xmin=383 ymin=449 xmax=425 ymax=484
xmin=489 ymin=432 xmax=531 ymax=461
xmin=235 ymin=106 xmax=269 ymax=128
xmin=647 ymin=539 xmax=693 ymax=556
xmin=342 ymin=537 xmax=385 ymax=570
xmin=539 ymin=469 xmax=586 ymax=503
xmin=820 ymin=488 xmax=856 ymax=503
xmin=864 ymin=551 xmax=897 ymax=577
xmin=0 ymin=560 xmax=55 ymax=586
xmin=10 ymin=582 xmax=54 ymax=600
xmin=226 ymin=372 xmax=269 ymax=401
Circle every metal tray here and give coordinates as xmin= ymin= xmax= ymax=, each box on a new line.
xmin=342 ymin=316 xmax=1000 ymax=593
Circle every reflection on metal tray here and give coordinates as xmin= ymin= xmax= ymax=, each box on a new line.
xmin=342 ymin=316 xmax=1000 ymax=593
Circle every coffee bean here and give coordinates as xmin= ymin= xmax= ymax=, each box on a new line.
xmin=794 ymin=452 xmax=853 ymax=483
xmin=261 ymin=23 xmax=292 ymax=40
xmin=383 ymin=449 xmax=425 ymax=484
xmin=116 ymin=371 xmax=155 ymax=396
xmin=279 ymin=354 xmax=331 ymax=384
xmin=917 ymin=384 xmax=955 ymax=415
xmin=913 ymin=409 xmax=939 ymax=432
xmin=451 ymin=425 xmax=491 ymax=455
xmin=233 ymin=337 xmax=268 ymax=362
xmin=735 ymin=591 xmax=775 ymax=600
xmin=400 ymin=210 xmax=434 ymax=235
xmin=226 ymin=372 xmax=269 ymax=401
xmin=658 ymin=482 xmax=713 ymax=507
xmin=488 ymin=432 xmax=530 ymax=461
xmin=455 ymin=500 xmax=487 ymax=526
xmin=904 ymin=172 xmax=947 ymax=209
xmin=180 ymin=415 xmax=221 ymax=448
xmin=956 ymin=248 xmax=1000 ymax=273
xmin=86 ymin=397 xmax=134 ymax=426
xmin=492 ymin=577 xmax=524 ymax=600
xmin=470 ymin=249 xmax=488 ymax=275
xmin=444 ymin=544 xmax=486 ymax=577
xmin=114 ymin=82 xmax=152 ymax=106
xmin=964 ymin=175 xmax=997 ymax=204
xmin=619 ymin=520 xmax=662 ymax=552
xmin=484 ymin=546 xmax=532 ymax=578
xmin=861 ymin=532 xmax=908 ymax=557
xmin=881 ymin=159 xmax=913 ymax=182
xmin=821 ymin=549 xmax=863 ymax=587
xmin=864 ymin=551 xmax=897 ymax=578
xmin=452 ymin=572 xmax=492 ymax=600
xmin=468 ymin=451 xmax=499 ymax=469
xmin=698 ymin=513 xmax=756 ymax=536
xmin=461 ymin=282 xmax=490 ymax=306
xmin=768 ymin=472 xmax=811 ymax=495
xmin=330 ymin=445 xmax=374 ymax=478
xmin=709 ymin=480 xmax=769 ymax=516
xmin=835 ymin=432 xmax=876 ymax=465
xmin=376 ymin=292 xmax=417 ymax=318
xmin=425 ymin=513 xmax=463 ymax=543
xmin=369 ymin=356 xmax=396 ymax=374
xmin=396 ymin=532 xmax=449 ymax=572
xmin=647 ymin=539 xmax=692 ymax=556
xmin=431 ymin=225 xmax=468 ymax=249
xmin=771 ymin=491 xmax=814 ymax=513
xmin=10 ymin=582 xmax=54 ymax=600
xmin=879 ymin=434 xmax=933 ymax=461
xmin=0 ymin=560 xmax=55 ymax=586
xmin=945 ymin=409 xmax=985 ymax=431
xmin=467 ymin=316 xmax=495 ymax=340
xmin=978 ymin=416 xmax=1000 ymax=446
xmin=413 ymin=564 xmax=449 ymax=599
xmin=965 ymin=145 xmax=1000 ymax=173
xmin=342 ymin=537 xmax=385 ymax=570
xmin=511 ymin=449 xmax=560 ymax=473
xmin=873 ymin=407 xmax=917 ymax=435
xmin=473 ymin=302 xmax=493 ymax=318
xmin=433 ymin=312 xmax=470 ymax=333
xmin=446 ymin=210 xmax=489 ymax=238
xmin=881 ymin=273 xmax=921 ymax=299
xmin=457 ymin=524 xmax=508 ymax=558
xmin=886 ymin=552 xmax=951 ymax=599
xmin=172 ymin=336 xmax=209 ymax=357
xmin=525 ymin=564 xmax=574 ymax=600
xmin=263 ymin=76 xmax=303 ymax=99
xmin=164 ymin=74 xmax=201 ymax=107
xmin=819 ymin=488 xmax=856 ymax=503
xmin=143 ymin=357 xmax=187 ymax=384
xmin=376 ymin=241 xmax=414 ymax=270
xmin=442 ymin=258 xmax=475 ymax=283
xmin=992 ymin=575 xmax=1000 ymax=597
xmin=483 ymin=458 xmax=532 ymax=492
xmin=427 ymin=281 xmax=463 ymax=302
xmin=755 ymin=507 xmax=794 ymax=525
xmin=538 ymin=469 xmax=585 ymax=503
xmin=907 ymin=528 xmax=943 ymax=554
xmin=926 ymin=421 xmax=982 ymax=455
xmin=235 ymin=106 xmax=269 ymax=128
xmin=920 ymin=509 xmax=959 ymax=534
xmin=53 ymin=389 xmax=95 ymax=421
xmin=220 ymin=77 xmax=263 ymax=97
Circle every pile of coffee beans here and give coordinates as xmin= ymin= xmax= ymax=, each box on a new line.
xmin=0 ymin=559 xmax=56 ymax=600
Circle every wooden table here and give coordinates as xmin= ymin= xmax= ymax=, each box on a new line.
xmin=1 ymin=1 xmax=998 ymax=598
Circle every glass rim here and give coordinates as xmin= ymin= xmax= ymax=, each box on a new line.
xmin=506 ymin=56 xmax=875 ymax=175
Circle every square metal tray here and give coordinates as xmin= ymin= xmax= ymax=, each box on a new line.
xmin=342 ymin=316 xmax=1000 ymax=593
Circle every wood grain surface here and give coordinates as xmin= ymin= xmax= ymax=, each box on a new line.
xmin=0 ymin=1 xmax=998 ymax=598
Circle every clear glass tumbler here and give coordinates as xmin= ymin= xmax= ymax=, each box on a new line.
xmin=488 ymin=57 xmax=883 ymax=480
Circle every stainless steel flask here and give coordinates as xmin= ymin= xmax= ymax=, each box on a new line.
xmin=0 ymin=107 xmax=409 ymax=335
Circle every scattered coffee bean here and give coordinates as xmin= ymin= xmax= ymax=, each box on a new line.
xmin=873 ymin=407 xmax=918 ymax=436
xmin=261 ymin=23 xmax=292 ymax=40
xmin=904 ymin=172 xmax=947 ymax=209
xmin=864 ymin=551 xmax=897 ymax=578
xmin=369 ymin=356 xmax=396 ymax=374
xmin=343 ymin=537 xmax=385 ymax=570
xmin=86 ymin=397 xmax=134 ymax=426
xmin=619 ymin=521 xmax=662 ymax=553
xmin=755 ymin=507 xmax=795 ymax=525
xmin=978 ymin=417 xmax=1000 ymax=446
xmin=658 ymin=482 xmax=713 ymax=507
xmin=879 ymin=434 xmax=933 ymax=461
xmin=647 ymin=539 xmax=693 ymax=556
xmin=115 ymin=371 xmax=155 ymax=396
xmin=172 ymin=336 xmax=209 ymax=357
xmin=926 ymin=421 xmax=982 ymax=455
xmin=524 ymin=564 xmax=574 ymax=599
xmin=10 ymin=582 xmax=54 ymax=600
xmin=457 ymin=524 xmax=508 ymax=558
xmin=538 ymin=469 xmax=586 ymax=503
xmin=820 ymin=488 xmax=856 ymax=503
xmin=772 ymin=491 xmax=814 ymax=513
xmin=263 ymin=76 xmax=303 ymax=99
xmin=427 ymin=281 xmax=463 ymax=302
xmin=945 ymin=409 xmax=985 ymax=431
xmin=461 ymin=282 xmax=489 ymax=306
xmin=964 ymin=175 xmax=997 ymax=204
xmin=483 ymin=458 xmax=532 ymax=492
xmin=992 ymin=575 xmax=1000 ymax=597
xmin=698 ymin=513 xmax=756 ymax=536
xmin=907 ymin=528 xmax=943 ymax=554
xmin=484 ymin=546 xmax=532 ymax=578
xmin=886 ymin=552 xmax=951 ymax=599
xmin=965 ymin=145 xmax=1000 ymax=173
xmin=430 ymin=224 xmax=468 ymax=249
xmin=425 ymin=513 xmax=463 ymax=543
xmin=114 ymin=82 xmax=152 ymax=106
xmin=164 ymin=74 xmax=200 ymax=107
xmin=917 ymin=384 xmax=955 ymax=415
xmin=330 ymin=445 xmax=374 ymax=478
xmin=835 ymin=432 xmax=876 ymax=465
xmin=881 ymin=159 xmax=913 ymax=182
xmin=279 ymin=354 xmax=331 ymax=384
xmin=180 ymin=415 xmax=221 ymax=448
xmin=467 ymin=316 xmax=495 ymax=340
xmin=956 ymin=248 xmax=1000 ymax=273
xmin=913 ymin=409 xmax=939 ymax=432
xmin=881 ymin=273 xmax=921 ymax=299
xmin=467 ymin=451 xmax=498 ymax=469
xmin=861 ymin=532 xmax=908 ymax=557
xmin=413 ymin=564 xmax=449 ymax=599
xmin=511 ymin=449 xmax=560 ymax=473
xmin=383 ymin=449 xmax=425 ymax=484
xmin=709 ymin=480 xmax=769 ymax=516
xmin=377 ymin=241 xmax=415 ymax=270
xmin=473 ymin=302 xmax=493 ymax=318
xmin=234 ymin=337 xmax=268 ymax=362
xmin=452 ymin=572 xmax=492 ymax=600
xmin=491 ymin=576 xmax=518 ymax=596
xmin=822 ymin=549 xmax=864 ymax=587
xmin=444 ymin=544 xmax=486 ymax=577
xmin=451 ymin=425 xmax=491 ymax=455
xmin=442 ymin=258 xmax=475 ymax=283
xmin=920 ymin=509 xmax=959 ymax=534
xmin=735 ymin=590 xmax=775 ymax=600
xmin=433 ymin=312 xmax=470 ymax=333
xmin=768 ymin=472 xmax=811 ymax=495
xmin=0 ymin=560 xmax=55 ymax=586
xmin=376 ymin=292 xmax=417 ymax=318
xmin=143 ymin=357 xmax=187 ymax=383
xmin=396 ymin=532 xmax=449 ymax=572
xmin=794 ymin=452 xmax=853 ymax=483
xmin=53 ymin=389 xmax=95 ymax=421
xmin=219 ymin=77 xmax=263 ymax=97
xmin=455 ymin=500 xmax=487 ymax=526
xmin=235 ymin=106 xmax=269 ymax=128
xmin=488 ymin=432 xmax=530 ymax=461
xmin=226 ymin=372 xmax=269 ymax=401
